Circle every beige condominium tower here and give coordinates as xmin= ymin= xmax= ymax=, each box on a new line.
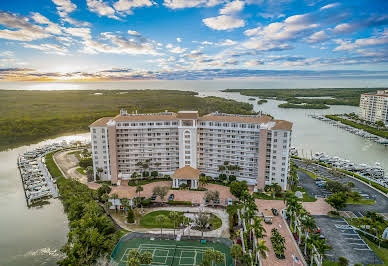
xmin=89 ymin=110 xmax=293 ymax=190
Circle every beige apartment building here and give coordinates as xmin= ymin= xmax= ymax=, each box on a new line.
xmin=89 ymin=110 xmax=293 ymax=190
xmin=359 ymin=89 xmax=388 ymax=126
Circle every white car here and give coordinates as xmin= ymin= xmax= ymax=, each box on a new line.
xmin=227 ymin=198 xmax=233 ymax=206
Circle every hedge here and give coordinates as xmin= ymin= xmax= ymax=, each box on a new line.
xmin=45 ymin=151 xmax=63 ymax=178
xmin=167 ymin=200 xmax=192 ymax=205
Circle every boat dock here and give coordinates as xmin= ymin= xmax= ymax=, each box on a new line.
xmin=17 ymin=140 xmax=89 ymax=206
xmin=309 ymin=114 xmax=388 ymax=146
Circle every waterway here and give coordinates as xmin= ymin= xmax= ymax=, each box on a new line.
xmin=0 ymin=80 xmax=387 ymax=265
xmin=0 ymin=134 xmax=89 ymax=266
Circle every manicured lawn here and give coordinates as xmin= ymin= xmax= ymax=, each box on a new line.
xmin=345 ymin=198 xmax=375 ymax=205
xmin=323 ymin=261 xmax=341 ymax=266
xmin=44 ymin=151 xmax=63 ymax=178
xmin=362 ymin=236 xmax=388 ymax=266
xmin=210 ymin=214 xmax=222 ymax=230
xmin=140 ymin=210 xmax=177 ymax=228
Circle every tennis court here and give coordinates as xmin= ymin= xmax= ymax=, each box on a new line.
xmin=111 ymin=234 xmax=233 ymax=266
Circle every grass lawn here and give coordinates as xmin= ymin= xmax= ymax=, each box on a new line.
xmin=253 ymin=192 xmax=283 ymax=200
xmin=140 ymin=210 xmax=177 ymax=228
xmin=323 ymin=261 xmax=341 ymax=266
xmin=76 ymin=167 xmax=85 ymax=175
xmin=346 ymin=198 xmax=375 ymax=205
xmin=362 ymin=236 xmax=388 ymax=266
xmin=210 ymin=214 xmax=222 ymax=230
xmin=299 ymin=168 xmax=326 ymax=180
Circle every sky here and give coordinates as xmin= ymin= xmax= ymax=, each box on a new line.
xmin=0 ymin=0 xmax=387 ymax=81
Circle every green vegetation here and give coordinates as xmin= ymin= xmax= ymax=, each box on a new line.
xmin=167 ymin=200 xmax=192 ymax=205
xmin=140 ymin=210 xmax=179 ymax=228
xmin=345 ymin=198 xmax=375 ymax=205
xmin=0 ymin=90 xmax=255 ymax=150
xmin=56 ymin=177 xmax=125 ymax=265
xmin=210 ymin=214 xmax=222 ymax=230
xmin=325 ymin=115 xmax=388 ymax=139
xmin=44 ymin=151 xmax=63 ymax=178
xmin=127 ymin=177 xmax=171 ymax=186
xmin=76 ymin=167 xmax=85 ymax=175
xmin=223 ymin=88 xmax=380 ymax=107
xmin=278 ymin=103 xmax=329 ymax=109
xmin=362 ymin=236 xmax=388 ymax=265
xmin=257 ymin=99 xmax=268 ymax=104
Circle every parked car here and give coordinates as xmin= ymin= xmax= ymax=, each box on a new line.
xmin=271 ymin=208 xmax=279 ymax=216
xmin=168 ymin=194 xmax=175 ymax=201
xmin=319 ymin=234 xmax=325 ymax=240
xmin=214 ymin=199 xmax=220 ymax=205
xmin=150 ymin=194 xmax=156 ymax=200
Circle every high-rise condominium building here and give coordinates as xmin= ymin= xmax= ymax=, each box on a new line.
xmin=359 ymin=89 xmax=388 ymax=126
xmin=89 ymin=110 xmax=293 ymax=190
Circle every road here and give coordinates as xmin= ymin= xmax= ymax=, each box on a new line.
xmin=294 ymin=159 xmax=388 ymax=217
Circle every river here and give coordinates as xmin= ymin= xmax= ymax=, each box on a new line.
xmin=0 ymin=81 xmax=387 ymax=265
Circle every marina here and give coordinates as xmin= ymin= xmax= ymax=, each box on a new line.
xmin=309 ymin=114 xmax=388 ymax=145
xmin=17 ymin=140 xmax=89 ymax=206
xmin=310 ymin=152 xmax=388 ymax=188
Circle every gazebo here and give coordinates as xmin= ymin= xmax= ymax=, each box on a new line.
xmin=172 ymin=166 xmax=200 ymax=189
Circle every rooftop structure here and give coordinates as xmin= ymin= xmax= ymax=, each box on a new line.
xmin=89 ymin=110 xmax=293 ymax=190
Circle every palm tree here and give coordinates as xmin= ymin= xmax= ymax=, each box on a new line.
xmin=111 ymin=193 xmax=119 ymax=213
xmin=199 ymin=176 xmax=207 ymax=188
xmin=168 ymin=211 xmax=180 ymax=237
xmin=301 ymin=215 xmax=316 ymax=254
xmin=120 ymin=198 xmax=129 ymax=214
xmin=181 ymin=216 xmax=191 ymax=237
xmin=136 ymin=185 xmax=143 ymax=197
xmin=230 ymin=244 xmax=242 ymax=266
xmin=253 ymin=217 xmax=266 ymax=238
xmin=256 ymin=239 xmax=269 ymax=265
xmin=155 ymin=215 xmax=167 ymax=238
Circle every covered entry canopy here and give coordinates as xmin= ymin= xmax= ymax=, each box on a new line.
xmin=172 ymin=166 xmax=200 ymax=189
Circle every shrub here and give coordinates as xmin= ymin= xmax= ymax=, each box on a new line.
xmin=167 ymin=200 xmax=191 ymax=205
xmin=228 ymin=175 xmax=236 ymax=182
xmin=328 ymin=210 xmax=340 ymax=217
xmin=338 ymin=256 xmax=349 ymax=266
xmin=127 ymin=209 xmax=135 ymax=223
xmin=151 ymin=171 xmax=158 ymax=177
xmin=142 ymin=171 xmax=149 ymax=178
xmin=79 ymin=157 xmax=93 ymax=168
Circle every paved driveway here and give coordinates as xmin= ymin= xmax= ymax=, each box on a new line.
xmin=314 ymin=215 xmax=382 ymax=265
xmin=294 ymin=160 xmax=388 ymax=217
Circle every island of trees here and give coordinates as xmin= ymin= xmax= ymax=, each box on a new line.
xmin=0 ymin=90 xmax=255 ymax=150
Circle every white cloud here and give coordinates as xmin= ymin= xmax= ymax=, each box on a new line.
xmin=220 ymin=0 xmax=244 ymax=15
xmin=203 ymin=15 xmax=245 ymax=30
xmin=163 ymin=0 xmax=224 ymax=9
xmin=52 ymin=0 xmax=77 ymax=17
xmin=242 ymin=38 xmax=292 ymax=51
xmin=217 ymin=39 xmax=238 ymax=46
xmin=0 ymin=11 xmax=50 ymax=41
xmin=169 ymin=46 xmax=186 ymax=53
xmin=113 ymin=0 xmax=154 ymax=15
xmin=176 ymin=37 xmax=181 ymax=42
xmin=320 ymin=3 xmax=339 ymax=11
xmin=334 ymin=36 xmax=388 ymax=51
xmin=332 ymin=23 xmax=355 ymax=34
xmin=166 ymin=43 xmax=173 ymax=49
xmin=31 ymin=13 xmax=62 ymax=35
xmin=308 ymin=30 xmax=328 ymax=43
xmin=23 ymin=43 xmax=68 ymax=55
xmin=64 ymin=27 xmax=92 ymax=40
xmin=87 ymin=0 xmax=119 ymax=19
xmin=128 ymin=30 xmax=141 ymax=36
xmin=244 ymin=59 xmax=264 ymax=67
xmin=244 ymin=13 xmax=318 ymax=41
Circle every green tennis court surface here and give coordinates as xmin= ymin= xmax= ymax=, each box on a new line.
xmin=111 ymin=237 xmax=233 ymax=266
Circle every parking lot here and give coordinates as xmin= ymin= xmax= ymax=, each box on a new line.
xmin=294 ymin=159 xmax=388 ymax=217
xmin=314 ymin=215 xmax=382 ymax=265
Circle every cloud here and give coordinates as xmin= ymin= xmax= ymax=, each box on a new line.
xmin=203 ymin=15 xmax=245 ymax=30
xmin=64 ymin=27 xmax=92 ymax=40
xmin=31 ymin=13 xmax=63 ymax=35
xmin=244 ymin=59 xmax=264 ymax=67
xmin=113 ymin=0 xmax=154 ymax=15
xmin=217 ymin=39 xmax=238 ymax=46
xmin=52 ymin=0 xmax=77 ymax=17
xmin=169 ymin=46 xmax=186 ymax=53
xmin=87 ymin=0 xmax=119 ymax=19
xmin=163 ymin=0 xmax=224 ymax=9
xmin=219 ymin=0 xmax=244 ymax=15
xmin=242 ymin=38 xmax=292 ymax=51
xmin=334 ymin=36 xmax=388 ymax=51
xmin=23 ymin=43 xmax=68 ymax=55
xmin=176 ymin=37 xmax=181 ymax=42
xmin=308 ymin=30 xmax=329 ymax=43
xmin=82 ymin=31 xmax=160 ymax=55
xmin=331 ymin=15 xmax=388 ymax=35
xmin=0 ymin=11 xmax=51 ymax=41
xmin=320 ymin=3 xmax=339 ymax=11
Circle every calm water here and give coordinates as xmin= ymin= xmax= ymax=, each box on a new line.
xmin=0 ymin=80 xmax=387 ymax=265
xmin=0 ymin=134 xmax=89 ymax=266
